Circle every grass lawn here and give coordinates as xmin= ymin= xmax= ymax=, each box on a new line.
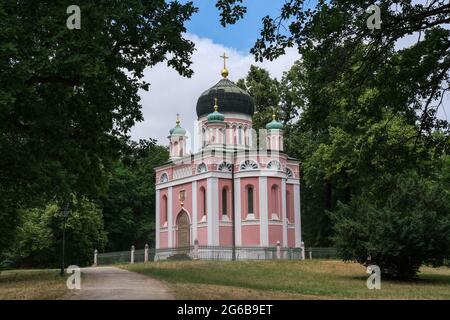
xmin=0 ymin=269 xmax=68 ymax=300
xmin=123 ymin=260 xmax=450 ymax=300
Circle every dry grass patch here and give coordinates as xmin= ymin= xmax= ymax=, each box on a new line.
xmin=0 ymin=269 xmax=68 ymax=300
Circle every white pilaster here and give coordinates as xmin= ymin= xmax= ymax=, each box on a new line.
xmin=259 ymin=177 xmax=269 ymax=246
xmin=168 ymin=187 xmax=173 ymax=248
xmin=206 ymin=178 xmax=219 ymax=245
xmin=281 ymin=179 xmax=288 ymax=247
xmin=234 ymin=177 xmax=242 ymax=245
xmin=212 ymin=177 xmax=219 ymax=245
xmin=192 ymin=181 xmax=198 ymax=245
xmin=155 ymin=190 xmax=160 ymax=249
xmin=294 ymin=183 xmax=301 ymax=247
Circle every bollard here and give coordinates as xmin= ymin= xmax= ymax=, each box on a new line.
xmin=93 ymin=249 xmax=98 ymax=266
xmin=309 ymin=248 xmax=312 ymax=260
xmin=131 ymin=245 xmax=135 ymax=264
xmin=276 ymin=241 xmax=281 ymax=259
xmin=194 ymin=239 xmax=199 ymax=260
xmin=144 ymin=244 xmax=149 ymax=263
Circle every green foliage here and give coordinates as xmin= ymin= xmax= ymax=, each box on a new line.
xmin=237 ymin=64 xmax=303 ymax=131
xmin=331 ymin=171 xmax=450 ymax=279
xmin=9 ymin=198 xmax=107 ymax=268
xmin=0 ymin=0 xmax=197 ymax=254
xmin=100 ymin=139 xmax=169 ymax=251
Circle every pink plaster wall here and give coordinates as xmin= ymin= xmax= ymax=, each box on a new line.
xmin=197 ymin=226 xmax=208 ymax=245
xmin=219 ymin=226 xmax=233 ymax=246
xmin=268 ymin=225 xmax=283 ymax=246
xmin=286 ymin=183 xmax=294 ymax=223
xmin=160 ymin=232 xmax=168 ymax=248
xmin=241 ymin=225 xmax=260 ymax=246
xmin=288 ymin=229 xmax=295 ymax=247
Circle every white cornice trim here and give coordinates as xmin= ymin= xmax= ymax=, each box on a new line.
xmin=156 ymin=171 xmax=300 ymax=189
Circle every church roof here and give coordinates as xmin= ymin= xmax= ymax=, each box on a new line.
xmin=266 ymin=114 xmax=283 ymax=130
xmin=169 ymin=114 xmax=186 ymax=135
xmin=207 ymin=98 xmax=225 ymax=123
xmin=196 ymin=78 xmax=254 ymax=118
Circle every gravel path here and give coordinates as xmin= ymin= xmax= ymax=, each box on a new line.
xmin=65 ymin=266 xmax=174 ymax=300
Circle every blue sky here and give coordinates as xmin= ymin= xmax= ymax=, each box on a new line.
xmin=184 ymin=0 xmax=294 ymax=53
xmin=132 ymin=1 xmax=303 ymax=144
xmin=132 ymin=0 xmax=449 ymax=145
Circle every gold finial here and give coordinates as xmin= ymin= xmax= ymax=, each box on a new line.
xmin=272 ymin=108 xmax=276 ymax=120
xmin=214 ymin=97 xmax=219 ymax=112
xmin=176 ymin=113 xmax=180 ymax=125
xmin=220 ymin=52 xmax=229 ymax=78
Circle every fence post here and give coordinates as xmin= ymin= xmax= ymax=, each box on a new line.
xmin=144 ymin=244 xmax=149 ymax=263
xmin=301 ymin=241 xmax=305 ymax=260
xmin=309 ymin=247 xmax=312 ymax=260
xmin=194 ymin=239 xmax=199 ymax=260
xmin=93 ymin=249 xmax=98 ymax=266
xmin=131 ymin=245 xmax=135 ymax=264
xmin=276 ymin=241 xmax=281 ymax=259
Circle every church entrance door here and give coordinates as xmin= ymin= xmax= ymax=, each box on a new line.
xmin=176 ymin=210 xmax=190 ymax=248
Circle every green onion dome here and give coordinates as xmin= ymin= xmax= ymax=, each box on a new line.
xmin=170 ymin=114 xmax=186 ymax=135
xmin=266 ymin=113 xmax=283 ymax=130
xmin=207 ymin=98 xmax=225 ymax=123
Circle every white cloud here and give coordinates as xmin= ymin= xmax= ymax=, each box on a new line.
xmin=130 ymin=33 xmax=300 ymax=146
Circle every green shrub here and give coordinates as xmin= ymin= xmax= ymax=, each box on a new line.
xmin=331 ymin=171 xmax=450 ymax=279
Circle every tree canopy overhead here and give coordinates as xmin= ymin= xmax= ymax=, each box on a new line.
xmin=0 ymin=0 xmax=198 ymax=254
xmin=0 ymin=1 xmax=196 ymax=204
xmin=218 ymin=0 xmax=450 ymax=134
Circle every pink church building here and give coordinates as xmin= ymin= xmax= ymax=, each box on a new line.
xmin=154 ymin=58 xmax=302 ymax=260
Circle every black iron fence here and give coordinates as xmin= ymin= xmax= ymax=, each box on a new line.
xmin=304 ymin=247 xmax=338 ymax=259
xmin=96 ymin=245 xmax=339 ymax=265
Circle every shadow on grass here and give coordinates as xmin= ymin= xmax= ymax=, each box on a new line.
xmin=0 ymin=270 xmax=61 ymax=284
xmin=346 ymin=272 xmax=450 ymax=285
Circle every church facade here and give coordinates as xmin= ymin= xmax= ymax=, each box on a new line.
xmin=154 ymin=56 xmax=302 ymax=259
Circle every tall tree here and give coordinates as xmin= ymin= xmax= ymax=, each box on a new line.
xmin=0 ymin=1 xmax=197 ymax=253
xmin=218 ymin=0 xmax=450 ymax=136
xmin=9 ymin=198 xmax=107 ymax=268
xmin=100 ymin=139 xmax=169 ymax=251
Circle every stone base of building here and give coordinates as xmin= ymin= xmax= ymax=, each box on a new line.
xmin=154 ymin=246 xmax=303 ymax=261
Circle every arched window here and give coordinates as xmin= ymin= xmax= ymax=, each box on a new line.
xmin=240 ymin=160 xmax=258 ymax=170
xmin=160 ymin=173 xmax=169 ymax=183
xmin=238 ymin=126 xmax=242 ymax=145
xmin=200 ymin=187 xmax=206 ymax=217
xmin=162 ymin=195 xmax=168 ymax=224
xmin=197 ymin=163 xmax=207 ymax=173
xmin=270 ymin=185 xmax=279 ymax=218
xmin=202 ymin=128 xmax=206 ymax=147
xmin=267 ymin=160 xmax=281 ymax=171
xmin=222 ymin=188 xmax=228 ymax=216
xmin=218 ymin=162 xmax=232 ymax=172
xmin=244 ymin=127 xmax=248 ymax=146
xmin=247 ymin=185 xmax=254 ymax=215
xmin=221 ymin=128 xmax=226 ymax=144
xmin=286 ymin=168 xmax=294 ymax=178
